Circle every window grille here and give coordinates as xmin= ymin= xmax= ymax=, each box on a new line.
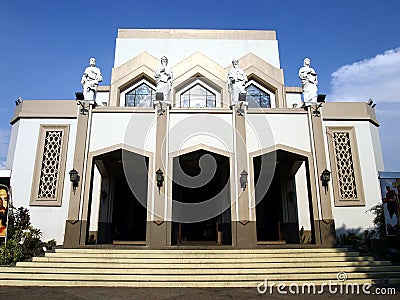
xmin=37 ymin=131 xmax=63 ymax=199
xmin=333 ymin=132 xmax=358 ymax=200
xmin=327 ymin=127 xmax=364 ymax=206
xmin=31 ymin=125 xmax=69 ymax=206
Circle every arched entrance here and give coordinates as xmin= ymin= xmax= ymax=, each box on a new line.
xmin=253 ymin=149 xmax=314 ymax=244
xmin=88 ymin=149 xmax=149 ymax=245
xmin=171 ymin=149 xmax=232 ymax=245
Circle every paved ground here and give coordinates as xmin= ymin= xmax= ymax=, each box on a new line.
xmin=1 ymin=286 xmax=400 ymax=300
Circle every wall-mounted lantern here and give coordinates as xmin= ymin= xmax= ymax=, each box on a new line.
xmin=321 ymin=169 xmax=331 ymax=187
xmin=240 ymin=170 xmax=248 ymax=191
xmin=156 ymin=168 xmax=164 ymax=194
xmin=69 ymin=169 xmax=80 ymax=195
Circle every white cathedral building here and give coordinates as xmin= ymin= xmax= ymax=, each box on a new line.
xmin=4 ymin=29 xmax=384 ymax=248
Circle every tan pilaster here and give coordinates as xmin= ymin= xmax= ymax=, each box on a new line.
xmin=232 ymin=105 xmax=257 ymax=248
xmin=308 ymin=106 xmax=336 ymax=246
xmin=64 ymin=104 xmax=92 ymax=247
xmin=147 ymin=103 xmax=169 ymax=248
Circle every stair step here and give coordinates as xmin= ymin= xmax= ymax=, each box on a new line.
xmin=0 ymin=279 xmax=391 ymax=288
xmin=31 ymin=256 xmax=374 ymax=264
xmin=2 ymin=266 xmax=400 ymax=275
xmin=2 ymin=272 xmax=400 ymax=281
xmin=45 ymin=252 xmax=360 ymax=259
xmin=55 ymin=248 xmax=350 ymax=254
xmin=15 ymin=260 xmax=392 ymax=269
xmin=1 ymin=248 xmax=399 ymax=288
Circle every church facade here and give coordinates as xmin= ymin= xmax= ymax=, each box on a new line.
xmin=5 ymin=29 xmax=384 ymax=248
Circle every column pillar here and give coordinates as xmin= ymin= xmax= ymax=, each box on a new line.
xmin=308 ymin=105 xmax=336 ymax=246
xmin=232 ymin=104 xmax=257 ymax=248
xmin=147 ymin=102 xmax=170 ymax=248
xmin=64 ymin=104 xmax=92 ymax=247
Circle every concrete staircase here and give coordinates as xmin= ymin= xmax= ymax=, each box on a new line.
xmin=1 ymin=248 xmax=400 ymax=287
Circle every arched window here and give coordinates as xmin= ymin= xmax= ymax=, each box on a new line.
xmin=246 ymin=83 xmax=271 ymax=108
xmin=125 ymin=83 xmax=155 ymax=107
xmin=180 ymin=84 xmax=216 ymax=108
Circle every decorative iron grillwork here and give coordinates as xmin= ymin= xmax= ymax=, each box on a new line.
xmin=37 ymin=130 xmax=63 ymax=199
xmin=333 ymin=132 xmax=358 ymax=200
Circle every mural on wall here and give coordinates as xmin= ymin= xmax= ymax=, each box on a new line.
xmin=0 ymin=184 xmax=10 ymax=239
xmin=379 ymin=173 xmax=400 ymax=236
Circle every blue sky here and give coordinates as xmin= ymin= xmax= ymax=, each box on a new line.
xmin=1 ymin=1 xmax=399 ymax=170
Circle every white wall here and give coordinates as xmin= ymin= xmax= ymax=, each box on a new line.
xmin=286 ymin=93 xmax=302 ymax=109
xmin=9 ymin=118 xmax=77 ymax=244
xmin=369 ymin=123 xmax=385 ymax=171
xmin=246 ymin=114 xmax=311 ymax=154
xmin=89 ymin=112 xmax=156 ymax=153
xmin=114 ymin=38 xmax=281 ymax=69
xmin=6 ymin=121 xmax=20 ymax=169
xmin=323 ymin=121 xmax=382 ymax=234
xmin=296 ymin=163 xmax=312 ymax=231
xmin=89 ymin=165 xmax=101 ymax=232
xmin=96 ymin=91 xmax=110 ymax=107
xmin=168 ymin=113 xmax=234 ymax=154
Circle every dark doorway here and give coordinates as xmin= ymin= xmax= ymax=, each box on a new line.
xmin=254 ymin=158 xmax=284 ymax=241
xmin=171 ymin=150 xmax=231 ymax=245
xmin=94 ymin=149 xmax=148 ymax=244
xmin=254 ymin=150 xmax=309 ymax=244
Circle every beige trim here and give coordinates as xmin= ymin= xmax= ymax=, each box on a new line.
xmin=169 ymin=143 xmax=232 ymax=159
xmin=326 ymin=126 xmax=365 ymax=206
xmin=87 ymin=143 xmax=154 ymax=159
xmin=173 ymin=52 xmax=226 ymax=83
xmin=323 ymin=102 xmax=379 ymax=126
xmin=237 ymin=53 xmax=284 ymax=84
xmin=93 ymin=107 xmax=154 ymax=113
xmin=109 ymin=50 xmax=286 ymax=109
xmin=92 ymin=107 xmax=307 ymax=114
xmin=167 ymin=52 xmax=227 ymax=107
xmin=97 ymin=86 xmax=110 ymax=92
xmin=81 ymin=143 xmax=154 ymax=225
xmin=117 ymin=29 xmax=277 ymax=40
xmin=109 ymin=52 xmax=159 ymax=106
xmin=30 ymin=124 xmax=70 ymax=206
xmin=11 ymin=100 xmax=77 ymax=124
xmin=247 ymin=108 xmax=306 ymax=114
xmin=248 ymin=144 xmax=320 ymax=242
xmin=285 ymin=86 xmax=303 ymax=93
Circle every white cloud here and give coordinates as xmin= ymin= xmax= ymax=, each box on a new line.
xmin=328 ymin=49 xmax=400 ymax=170
xmin=329 ymin=48 xmax=400 ymax=103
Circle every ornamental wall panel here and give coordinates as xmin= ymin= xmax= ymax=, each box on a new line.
xmin=30 ymin=125 xmax=70 ymax=206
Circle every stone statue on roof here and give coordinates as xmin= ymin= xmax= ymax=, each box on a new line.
xmin=227 ymin=59 xmax=248 ymax=105
xmin=298 ymin=57 xmax=318 ymax=106
xmin=81 ymin=57 xmax=103 ymax=101
xmin=154 ymin=56 xmax=173 ymax=104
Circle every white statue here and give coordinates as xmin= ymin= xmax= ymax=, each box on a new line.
xmin=298 ymin=57 xmax=318 ymax=106
xmin=154 ymin=56 xmax=173 ymax=104
xmin=81 ymin=57 xmax=103 ymax=101
xmin=228 ymin=59 xmax=248 ymax=105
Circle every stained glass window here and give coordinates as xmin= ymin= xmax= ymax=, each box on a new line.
xmin=246 ymin=84 xmax=271 ymax=108
xmin=125 ymin=83 xmax=155 ymax=107
xmin=180 ymin=84 xmax=216 ymax=108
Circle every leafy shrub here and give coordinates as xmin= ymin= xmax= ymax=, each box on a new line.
xmin=369 ymin=204 xmax=386 ymax=239
xmin=0 ymin=206 xmax=55 ymax=265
